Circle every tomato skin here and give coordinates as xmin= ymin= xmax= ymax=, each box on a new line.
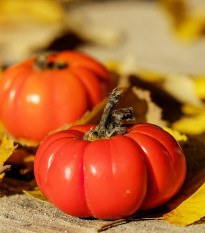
xmin=34 ymin=123 xmax=186 ymax=220
xmin=0 ymin=51 xmax=112 ymax=141
xmin=127 ymin=123 xmax=186 ymax=210
xmin=83 ymin=136 xmax=147 ymax=219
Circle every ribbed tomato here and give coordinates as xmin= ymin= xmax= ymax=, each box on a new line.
xmin=34 ymin=87 xmax=186 ymax=219
xmin=0 ymin=51 xmax=112 ymax=141
xmin=34 ymin=122 xmax=186 ymax=219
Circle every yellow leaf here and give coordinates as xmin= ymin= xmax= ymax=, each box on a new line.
xmin=23 ymin=187 xmax=49 ymax=203
xmin=164 ymin=183 xmax=205 ymax=226
xmin=173 ymin=112 xmax=205 ymax=135
xmin=161 ymin=0 xmax=205 ymax=43
xmin=163 ymin=127 xmax=187 ymax=142
xmin=138 ymin=69 xmax=164 ymax=82
xmin=105 ymin=61 xmax=120 ymax=73
xmin=0 ymin=173 xmax=5 ymax=180
xmin=0 ymin=0 xmax=65 ymax=24
xmin=164 ymin=168 xmax=205 ymax=226
xmin=181 ymin=104 xmax=205 ymax=115
xmin=194 ymin=77 xmax=205 ymax=99
xmin=176 ymin=15 xmax=205 ymax=43
xmin=0 ymin=136 xmax=17 ymax=180
xmin=173 ymin=101 xmax=205 ymax=135
xmin=0 ymin=136 xmax=17 ymax=167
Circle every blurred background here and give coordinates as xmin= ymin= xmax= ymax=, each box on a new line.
xmin=1 ymin=0 xmax=205 ymax=75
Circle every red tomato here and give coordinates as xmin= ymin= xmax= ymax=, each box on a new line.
xmin=0 ymin=51 xmax=112 ymax=141
xmin=34 ymin=123 xmax=186 ymax=220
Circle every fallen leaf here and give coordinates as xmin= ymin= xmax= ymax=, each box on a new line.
xmin=0 ymin=122 xmax=38 ymax=178
xmin=0 ymin=136 xmax=18 ymax=166
xmin=164 ymin=183 xmax=205 ymax=226
xmin=0 ymin=0 xmax=65 ymax=24
xmin=171 ymin=87 xmax=205 ymax=134
xmin=161 ymin=0 xmax=205 ymax=43
xmin=0 ymin=136 xmax=17 ymax=181
xmin=116 ymin=87 xmax=165 ymax=127
xmin=163 ymin=135 xmax=205 ymax=226
xmin=181 ymin=104 xmax=205 ymax=115
xmin=164 ymin=168 xmax=205 ymax=226
xmin=0 ymin=173 xmax=5 ymax=180
xmin=194 ymin=76 xmax=205 ymax=99
xmin=23 ymin=187 xmax=49 ymax=203
xmin=160 ymin=0 xmax=186 ymax=28
xmin=112 ymin=55 xmax=203 ymax=108
xmin=172 ymin=112 xmax=205 ymax=135
xmin=50 ymin=86 xmax=165 ymax=135
xmin=163 ymin=126 xmax=187 ymax=142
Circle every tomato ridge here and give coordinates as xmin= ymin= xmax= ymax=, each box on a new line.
xmin=37 ymin=136 xmax=73 ymax=193
xmin=35 ymin=130 xmax=84 ymax=191
xmin=125 ymin=131 xmax=178 ymax=210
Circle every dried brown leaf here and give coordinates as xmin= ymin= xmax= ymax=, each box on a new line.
xmin=51 ymin=86 xmax=164 ymax=135
xmin=116 ymin=87 xmax=165 ymax=127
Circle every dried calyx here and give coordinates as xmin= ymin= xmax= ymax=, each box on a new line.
xmin=84 ymin=87 xmax=135 ymax=141
xmin=34 ymin=54 xmax=67 ymax=71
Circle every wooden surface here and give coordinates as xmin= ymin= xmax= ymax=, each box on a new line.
xmin=0 ymin=178 xmax=205 ymax=233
